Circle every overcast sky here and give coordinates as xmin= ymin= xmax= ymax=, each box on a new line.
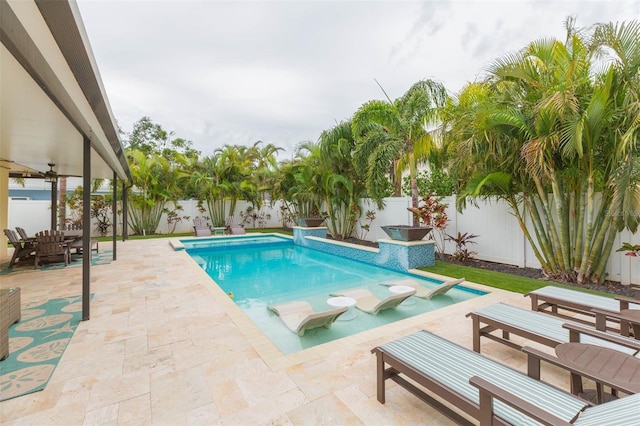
xmin=77 ymin=0 xmax=639 ymax=158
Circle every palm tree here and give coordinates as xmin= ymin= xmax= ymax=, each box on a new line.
xmin=183 ymin=144 xmax=258 ymax=227
xmin=447 ymin=18 xmax=640 ymax=284
xmin=127 ymin=149 xmax=179 ymax=235
xmin=352 ymin=79 xmax=447 ymax=224
xmin=252 ymin=141 xmax=283 ymax=208
xmin=318 ymin=120 xmax=365 ymax=239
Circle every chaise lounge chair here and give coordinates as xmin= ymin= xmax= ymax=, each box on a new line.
xmin=226 ymin=216 xmax=245 ymax=235
xmin=372 ymin=330 xmax=640 ymax=426
xmin=525 ymin=285 xmax=640 ymax=333
xmin=267 ymin=301 xmax=347 ymax=336
xmin=3 ymin=229 xmax=35 ymax=269
xmin=381 ymin=277 xmax=465 ymax=299
xmin=193 ymin=218 xmax=212 ymax=237
xmin=330 ymin=287 xmax=416 ymax=315
xmin=466 ymin=302 xmax=640 ymax=355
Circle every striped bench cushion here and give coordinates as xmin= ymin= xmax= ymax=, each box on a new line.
xmin=379 ymin=331 xmax=587 ymax=425
xmin=474 ymin=303 xmax=638 ymax=357
xmin=573 ymin=392 xmax=640 ymax=425
xmin=529 ymin=286 xmax=640 ymax=312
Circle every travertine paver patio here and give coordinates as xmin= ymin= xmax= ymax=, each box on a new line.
xmin=0 ymin=237 xmax=575 ymax=425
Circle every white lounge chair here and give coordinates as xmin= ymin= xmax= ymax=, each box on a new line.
xmin=193 ymin=218 xmax=212 ymax=237
xmin=226 ymin=216 xmax=245 ymax=235
xmin=330 ymin=287 xmax=416 ymax=315
xmin=381 ymin=277 xmax=465 ymax=299
xmin=267 ymin=301 xmax=347 ymax=336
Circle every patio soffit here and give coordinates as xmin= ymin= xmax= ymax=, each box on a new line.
xmin=0 ymin=0 xmax=131 ymax=182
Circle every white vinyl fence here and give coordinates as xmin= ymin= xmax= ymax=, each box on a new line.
xmin=8 ymin=195 xmax=640 ymax=284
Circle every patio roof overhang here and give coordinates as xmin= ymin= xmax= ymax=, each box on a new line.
xmin=0 ymin=0 xmax=131 ymax=182
xmin=1 ymin=0 xmax=132 ymax=321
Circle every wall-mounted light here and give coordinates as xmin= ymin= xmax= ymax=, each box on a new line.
xmin=44 ymin=162 xmax=57 ymax=183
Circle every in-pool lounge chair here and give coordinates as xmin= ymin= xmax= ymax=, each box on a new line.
xmin=330 ymin=287 xmax=416 ymax=315
xmin=193 ymin=218 xmax=212 ymax=237
xmin=226 ymin=216 xmax=245 ymax=235
xmin=268 ymin=301 xmax=347 ymax=336
xmin=381 ymin=277 xmax=465 ymax=299
xmin=466 ymin=302 xmax=640 ymax=355
xmin=372 ymin=330 xmax=640 ymax=426
xmin=3 ymin=229 xmax=35 ymax=268
xmin=525 ymin=285 xmax=640 ymax=332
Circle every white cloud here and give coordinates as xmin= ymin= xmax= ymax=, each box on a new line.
xmin=77 ymin=0 xmax=639 ymax=157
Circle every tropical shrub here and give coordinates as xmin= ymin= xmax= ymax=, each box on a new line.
xmin=446 ymin=232 xmax=479 ymax=262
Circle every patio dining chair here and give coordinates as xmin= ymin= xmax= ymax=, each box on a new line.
xmin=34 ymin=230 xmax=71 ymax=268
xmin=3 ymin=229 xmax=35 ymax=269
xmin=15 ymin=227 xmax=36 ymax=244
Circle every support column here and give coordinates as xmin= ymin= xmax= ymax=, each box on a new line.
xmin=122 ymin=181 xmax=128 ymax=241
xmin=112 ymin=172 xmax=117 ymax=260
xmin=82 ymin=138 xmax=91 ymax=321
xmin=58 ymin=177 xmax=67 ymax=230
xmin=50 ymin=178 xmax=57 ymax=229
xmin=0 ymin=168 xmax=8 ymax=259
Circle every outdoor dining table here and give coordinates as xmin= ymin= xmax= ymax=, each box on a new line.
xmin=63 ymin=230 xmax=83 ymax=240
xmin=555 ymin=342 xmax=640 ymax=403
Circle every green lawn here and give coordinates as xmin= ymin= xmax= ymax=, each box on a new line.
xmin=421 ymin=260 xmax=616 ymax=297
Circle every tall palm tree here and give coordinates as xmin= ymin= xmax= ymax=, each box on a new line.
xmin=447 ymin=18 xmax=640 ymax=284
xmin=127 ymin=149 xmax=178 ymax=234
xmin=184 ymin=144 xmax=258 ymax=227
xmin=352 ymin=79 xmax=447 ymax=224
xmin=318 ymin=120 xmax=365 ymax=239
xmin=252 ymin=142 xmax=283 ymax=207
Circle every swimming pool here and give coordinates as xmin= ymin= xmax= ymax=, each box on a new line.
xmin=184 ymin=234 xmax=484 ymax=354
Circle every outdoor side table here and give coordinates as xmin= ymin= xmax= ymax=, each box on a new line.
xmin=555 ymin=342 xmax=640 ymax=404
xmin=388 ymin=285 xmax=416 ymax=306
xmin=212 ymin=227 xmax=226 ymax=236
xmin=0 ymin=287 xmax=21 ymax=360
xmin=327 ymin=296 xmax=357 ymax=321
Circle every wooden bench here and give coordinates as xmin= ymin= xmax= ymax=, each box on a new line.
xmin=372 ymin=330 xmax=589 ymax=425
xmin=525 ymin=286 xmax=640 ymax=333
xmin=466 ymin=302 xmax=640 ymax=355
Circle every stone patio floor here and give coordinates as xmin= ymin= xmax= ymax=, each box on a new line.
xmin=0 ymin=237 xmax=579 ymax=425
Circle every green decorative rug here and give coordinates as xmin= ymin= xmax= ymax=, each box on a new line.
xmin=0 ymin=295 xmax=85 ymax=401
xmin=0 ymin=250 xmax=113 ymax=275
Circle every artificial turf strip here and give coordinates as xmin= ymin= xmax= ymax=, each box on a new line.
xmin=420 ymin=260 xmax=616 ymax=298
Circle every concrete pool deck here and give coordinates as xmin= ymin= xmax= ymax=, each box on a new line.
xmin=1 ymin=237 xmax=579 ymax=425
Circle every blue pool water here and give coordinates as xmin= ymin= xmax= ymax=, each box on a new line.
xmin=184 ymin=235 xmax=484 ymax=354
